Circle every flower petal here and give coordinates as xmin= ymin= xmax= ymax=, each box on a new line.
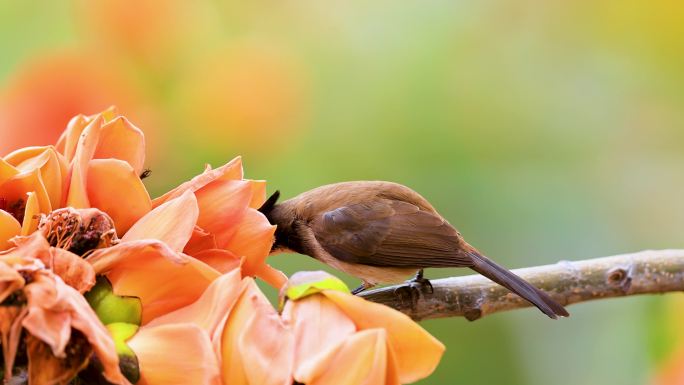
xmin=87 ymin=158 xmax=152 ymax=235
xmin=321 ymin=290 xmax=445 ymax=383
xmin=192 ymin=248 xmax=242 ymax=274
xmin=3 ymin=146 xmax=68 ymax=209
xmin=46 ymin=247 xmax=96 ymax=293
xmin=183 ymin=226 xmax=217 ymax=256
xmin=86 ymin=240 xmax=220 ymax=324
xmin=66 ymin=115 xmax=106 ymax=208
xmin=223 ymin=209 xmax=276 ymax=283
xmin=0 ymin=261 xmax=24 ymax=303
xmin=128 ymin=323 xmax=220 ymax=385
xmin=238 ymin=296 xmax=294 ymax=385
xmin=195 ymin=179 xmax=252 ymax=249
xmin=248 ymin=180 xmax=267 ymax=209
xmin=122 ymin=190 xmax=197 ymax=252
xmin=146 ymin=269 xmax=244 ymax=340
xmin=0 ymin=158 xmax=19 ymax=186
xmin=283 ymin=295 xmax=356 ymax=383
xmin=152 ymin=156 xmax=243 ymax=208
xmin=220 ymin=278 xmax=270 ymax=385
xmin=94 ymin=116 xmax=146 ymax=175
xmin=0 ymin=169 xmax=51 ymax=214
xmin=20 ymin=191 xmax=40 ymax=235
xmin=56 ymin=114 xmax=90 ymax=163
xmin=0 ymin=210 xmax=21 ymax=251
xmin=303 ymin=329 xmax=389 ymax=385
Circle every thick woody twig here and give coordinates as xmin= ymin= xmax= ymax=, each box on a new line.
xmin=359 ymin=250 xmax=684 ymax=321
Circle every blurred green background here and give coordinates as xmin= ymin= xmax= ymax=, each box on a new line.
xmin=2 ymin=1 xmax=684 ymax=384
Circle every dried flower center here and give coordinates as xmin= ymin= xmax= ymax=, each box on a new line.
xmin=39 ymin=208 xmax=118 ymax=256
xmin=0 ymin=197 xmax=26 ymax=224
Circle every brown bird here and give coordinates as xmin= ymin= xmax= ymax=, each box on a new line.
xmin=259 ymin=181 xmax=568 ymax=319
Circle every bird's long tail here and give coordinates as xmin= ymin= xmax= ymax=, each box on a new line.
xmin=468 ymin=251 xmax=569 ymax=319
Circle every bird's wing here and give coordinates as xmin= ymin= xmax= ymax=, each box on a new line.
xmin=309 ymin=199 xmax=472 ymax=267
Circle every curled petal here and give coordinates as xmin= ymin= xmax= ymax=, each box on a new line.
xmin=87 ymin=159 xmax=152 ymax=235
xmin=122 ymin=190 xmax=197 ymax=252
xmin=86 ymin=240 xmax=220 ymax=324
xmin=152 ymin=156 xmax=243 ymax=208
xmin=248 ymin=180 xmax=267 ymax=209
xmin=195 ymin=179 xmax=252 ymax=248
xmin=0 ymin=169 xmax=51 ymax=214
xmin=0 ymin=158 xmax=19 ymax=186
xmin=0 ymin=210 xmax=21 ymax=251
xmin=321 ymin=290 xmax=445 ymax=383
xmin=46 ymin=247 xmax=96 ymax=293
xmin=67 ymin=115 xmax=107 ymax=208
xmin=56 ymin=114 xmax=90 ymax=163
xmin=94 ymin=116 xmax=146 ymax=175
xmin=255 ymin=264 xmax=288 ymax=291
xmin=128 ymin=323 xmax=220 ymax=385
xmin=223 ymin=209 xmax=276 ymax=283
xmin=4 ymin=146 xmax=68 ymax=209
xmin=147 ymin=269 xmax=244 ymax=340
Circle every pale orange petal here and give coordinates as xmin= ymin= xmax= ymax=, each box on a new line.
xmin=0 ymin=210 xmax=21 ymax=251
xmin=46 ymin=247 xmax=96 ymax=293
xmin=122 ymin=190 xmax=197 ymax=252
xmin=86 ymin=240 xmax=220 ymax=324
xmin=20 ymin=191 xmax=40 ymax=235
xmin=223 ymin=208 xmax=276 ymax=280
xmin=87 ymin=158 xmax=152 ymax=235
xmin=255 ymin=264 xmax=288 ymax=290
xmin=220 ymin=278 xmax=269 ymax=385
xmin=305 ymin=329 xmax=388 ymax=385
xmin=283 ymin=295 xmax=356 ymax=382
xmin=147 ymin=269 xmax=244 ymax=340
xmin=94 ymin=116 xmax=146 ymax=175
xmin=152 ymin=156 xmax=243 ymax=208
xmin=238 ymin=296 xmax=294 ymax=385
xmin=195 ymin=179 xmax=252 ymax=248
xmin=193 ymin=248 xmax=242 ymax=274
xmin=0 ymin=170 xmax=51 ymax=214
xmin=184 ymin=226 xmax=217 ymax=256
xmin=66 ymin=115 xmax=106 ymax=208
xmin=4 ymin=146 xmax=68 ymax=209
xmin=0 ymin=158 xmax=19 ymax=186
xmin=128 ymin=323 xmax=220 ymax=385
xmin=321 ymin=290 xmax=445 ymax=383
xmin=56 ymin=114 xmax=90 ymax=163
xmin=248 ymin=180 xmax=267 ymax=209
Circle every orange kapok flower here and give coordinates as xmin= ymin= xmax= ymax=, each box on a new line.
xmin=0 ymin=233 xmax=127 ymax=384
xmin=153 ymin=156 xmax=284 ymax=288
xmin=57 ymin=110 xmax=152 ymax=235
xmin=281 ymin=271 xmax=445 ymax=385
xmin=86 ymin=191 xmax=221 ymax=324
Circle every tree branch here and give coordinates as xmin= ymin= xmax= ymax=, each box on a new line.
xmin=359 ymin=250 xmax=684 ymax=321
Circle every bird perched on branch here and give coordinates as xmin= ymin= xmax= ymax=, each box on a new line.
xmin=259 ymin=181 xmax=568 ymax=319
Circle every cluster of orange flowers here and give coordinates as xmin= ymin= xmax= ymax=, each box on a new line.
xmin=0 ymin=109 xmax=444 ymax=384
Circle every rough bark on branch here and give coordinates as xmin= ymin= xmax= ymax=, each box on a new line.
xmin=359 ymin=250 xmax=684 ymax=321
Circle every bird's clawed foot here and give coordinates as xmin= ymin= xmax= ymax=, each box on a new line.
xmin=407 ymin=269 xmax=433 ymax=294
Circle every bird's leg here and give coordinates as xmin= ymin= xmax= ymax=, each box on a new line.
xmin=351 ymin=281 xmax=374 ymax=295
xmin=407 ymin=269 xmax=434 ymax=294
